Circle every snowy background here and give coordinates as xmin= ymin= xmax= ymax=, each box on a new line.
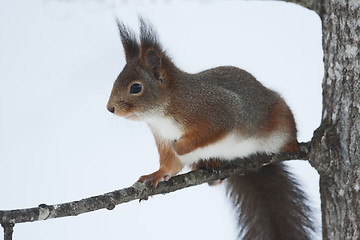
xmin=0 ymin=0 xmax=323 ymax=239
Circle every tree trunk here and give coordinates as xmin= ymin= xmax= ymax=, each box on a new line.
xmin=309 ymin=0 xmax=360 ymax=239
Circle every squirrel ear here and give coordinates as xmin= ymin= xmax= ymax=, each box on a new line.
xmin=116 ymin=18 xmax=139 ymax=62
xmin=144 ymin=48 xmax=163 ymax=80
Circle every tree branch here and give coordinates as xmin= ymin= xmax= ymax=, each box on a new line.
xmin=277 ymin=0 xmax=324 ymax=17
xmin=0 ymin=142 xmax=311 ymax=227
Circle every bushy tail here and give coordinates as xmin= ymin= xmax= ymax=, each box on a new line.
xmin=226 ymin=162 xmax=313 ymax=240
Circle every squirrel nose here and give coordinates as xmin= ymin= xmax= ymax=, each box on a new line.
xmin=107 ymin=105 xmax=115 ymax=113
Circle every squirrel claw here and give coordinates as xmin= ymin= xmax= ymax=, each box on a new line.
xmin=139 ymin=196 xmax=149 ymax=202
xmin=163 ymin=174 xmax=171 ymax=181
xmin=138 ymin=170 xmax=171 ymax=188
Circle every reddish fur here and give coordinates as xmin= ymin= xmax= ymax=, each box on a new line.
xmin=282 ymin=141 xmax=299 ymax=153
xmin=173 ymin=124 xmax=227 ymax=156
xmin=260 ymin=98 xmax=298 ymax=153
xmin=260 ymin=99 xmax=284 ymax=134
xmin=191 ymin=159 xmax=221 ymax=171
xmin=138 ymin=136 xmax=183 ymax=187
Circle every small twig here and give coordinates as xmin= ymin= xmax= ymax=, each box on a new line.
xmin=0 ymin=142 xmax=311 ymax=226
xmin=2 ymin=223 xmax=14 ymax=240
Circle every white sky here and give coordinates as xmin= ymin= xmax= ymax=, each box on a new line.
xmin=0 ymin=0 xmax=323 ymax=239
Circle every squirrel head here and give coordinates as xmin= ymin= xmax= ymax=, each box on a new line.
xmin=107 ymin=18 xmax=175 ymax=120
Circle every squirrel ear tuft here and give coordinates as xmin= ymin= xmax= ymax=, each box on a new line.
xmin=139 ymin=17 xmax=161 ymax=53
xmin=139 ymin=17 xmax=171 ymax=82
xmin=116 ymin=18 xmax=139 ymax=62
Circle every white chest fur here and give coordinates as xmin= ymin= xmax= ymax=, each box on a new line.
xmin=144 ymin=115 xmax=289 ymax=165
xmin=145 ymin=115 xmax=183 ymax=141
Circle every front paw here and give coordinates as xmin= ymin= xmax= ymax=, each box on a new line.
xmin=138 ymin=170 xmax=171 ymax=188
xmin=173 ymin=139 xmax=193 ymax=155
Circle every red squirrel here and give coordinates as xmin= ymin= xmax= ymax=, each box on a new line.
xmin=107 ymin=18 xmax=313 ymax=240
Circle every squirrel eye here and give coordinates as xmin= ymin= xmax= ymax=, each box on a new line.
xmin=129 ymin=83 xmax=142 ymax=94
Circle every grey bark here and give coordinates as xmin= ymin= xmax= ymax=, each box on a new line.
xmin=309 ymin=0 xmax=360 ymax=239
